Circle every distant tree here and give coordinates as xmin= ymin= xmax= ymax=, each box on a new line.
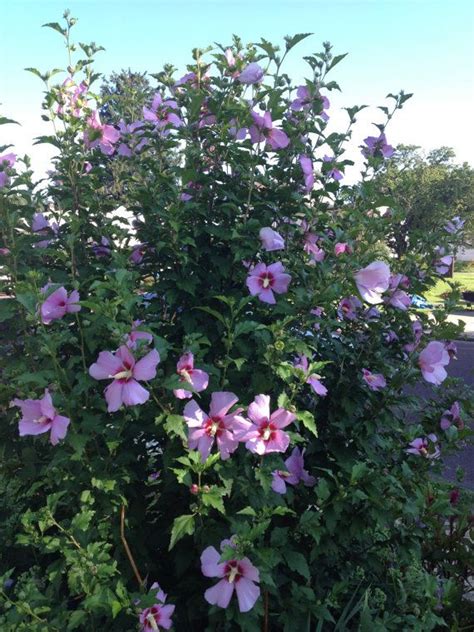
xmin=100 ymin=69 xmax=153 ymax=123
xmin=373 ymin=145 xmax=474 ymax=257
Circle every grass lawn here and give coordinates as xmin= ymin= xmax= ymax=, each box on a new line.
xmin=424 ymin=272 xmax=474 ymax=305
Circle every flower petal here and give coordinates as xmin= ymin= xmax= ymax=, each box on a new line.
xmin=235 ymin=577 xmax=260 ymax=612
xmin=248 ymin=395 xmax=270 ymax=424
xmin=133 ymin=349 xmax=160 ymax=381
xmin=201 ymin=546 xmax=226 ymax=578
xmin=121 ymin=380 xmax=150 ymax=406
xmin=50 ymin=415 xmax=70 ymax=445
xmin=209 ymin=392 xmax=238 ymax=419
xmin=204 ymin=579 xmax=234 ymax=609
xmin=89 ymin=351 xmax=123 ymax=380
xmin=104 ymin=380 xmax=124 ymax=412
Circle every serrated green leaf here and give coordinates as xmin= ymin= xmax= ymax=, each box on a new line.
xmin=202 ymin=487 xmax=225 ymax=514
xmin=284 ymin=550 xmax=310 ymax=580
xmin=296 ymin=410 xmax=318 ymax=436
xmin=169 ymin=514 xmax=195 ymax=550
xmin=164 ymin=414 xmax=187 ymax=440
xmin=284 ymin=33 xmax=312 ymax=52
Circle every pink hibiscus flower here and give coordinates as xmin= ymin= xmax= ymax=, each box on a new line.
xmin=294 ymin=355 xmax=328 ymax=396
xmin=83 ymin=110 xmax=120 ymax=155
xmin=406 ymin=434 xmax=440 ymax=459
xmin=173 ymin=352 xmax=209 ymax=399
xmin=12 ymin=389 xmax=70 ymax=445
xmin=40 ymin=287 xmax=81 ymax=324
xmin=354 ymin=261 xmax=391 ymax=304
xmin=125 ymin=320 xmax=154 ymax=349
xmin=418 ymin=341 xmax=450 ymax=386
xmin=259 ymin=227 xmax=285 ymax=252
xmin=89 ymin=345 xmax=160 ymax=412
xmin=362 ymin=368 xmax=387 ymax=391
xmin=201 ymin=540 xmax=260 ymax=612
xmin=139 ymin=583 xmax=174 ymax=632
xmin=246 ymin=262 xmax=291 ymax=304
xmin=183 ymin=392 xmax=244 ymax=461
xmin=236 ymin=394 xmax=295 ymax=455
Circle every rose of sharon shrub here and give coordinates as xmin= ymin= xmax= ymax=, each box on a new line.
xmin=0 ymin=13 xmax=473 ymax=632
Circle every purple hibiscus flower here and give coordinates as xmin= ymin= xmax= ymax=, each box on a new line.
xmin=294 ymin=355 xmax=328 ymax=397
xmin=299 ymin=154 xmax=314 ymax=192
xmin=237 ymin=62 xmax=264 ymax=85
xmin=362 ymin=368 xmax=387 ymax=391
xmin=271 ymin=447 xmax=316 ymax=494
xmin=143 ymin=93 xmax=182 ymax=133
xmin=259 ymin=227 xmax=285 ymax=252
xmin=248 ymin=111 xmax=289 ymax=150
xmin=201 ymin=539 xmax=260 ymax=612
xmin=362 ymin=133 xmax=394 ymax=159
xmin=0 ymin=152 xmax=16 ymax=188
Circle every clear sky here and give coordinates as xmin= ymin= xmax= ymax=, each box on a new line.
xmin=1 ymin=0 xmax=473 ymax=178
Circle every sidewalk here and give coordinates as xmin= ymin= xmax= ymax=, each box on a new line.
xmin=446 ymin=310 xmax=474 ymax=339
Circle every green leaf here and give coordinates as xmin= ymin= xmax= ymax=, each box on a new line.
xmin=234 ymin=320 xmax=264 ymax=338
xmin=42 ymin=22 xmax=67 ymax=36
xmin=231 ymin=357 xmax=246 ymax=370
xmin=67 ymin=610 xmax=87 ymax=630
xmin=164 ymin=414 xmax=187 ymax=440
xmin=237 ymin=506 xmax=257 ymax=516
xmin=0 ymin=298 xmax=16 ymax=323
xmin=328 ymin=53 xmax=348 ymax=70
xmin=170 ymin=468 xmax=191 ymax=485
xmin=202 ymin=487 xmax=226 ymax=514
xmin=71 ymin=509 xmax=95 ymax=532
xmin=316 ymin=478 xmax=330 ymax=502
xmin=195 ymin=306 xmax=227 ymax=326
xmin=350 ymin=462 xmax=369 ymax=483
xmin=111 ymin=601 xmax=122 ymax=618
xmin=0 ymin=116 xmax=19 ymax=126
xmin=15 ymin=292 xmax=37 ymax=315
xmin=284 ymin=550 xmax=310 ymax=580
xmin=24 ymin=67 xmax=44 ymax=79
xmin=284 ymin=33 xmax=312 ymax=52
xmin=169 ymin=514 xmax=195 ymax=550
xmin=296 ymin=410 xmax=318 ymax=437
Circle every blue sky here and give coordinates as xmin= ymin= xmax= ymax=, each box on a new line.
xmin=1 ymin=0 xmax=473 ymax=176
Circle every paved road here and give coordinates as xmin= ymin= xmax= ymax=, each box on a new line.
xmin=410 ymin=340 xmax=473 ymax=489
xmin=441 ymin=340 xmax=474 ymax=488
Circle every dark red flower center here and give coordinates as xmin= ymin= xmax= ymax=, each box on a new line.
xmin=224 ymin=560 xmax=243 ymax=583
xmin=259 ymin=420 xmax=276 ymax=442
xmin=205 ymin=416 xmax=224 ymax=437
xmin=259 ymin=272 xmax=274 ymax=289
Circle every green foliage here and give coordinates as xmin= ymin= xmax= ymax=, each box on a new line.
xmin=372 ymin=144 xmax=474 ymax=257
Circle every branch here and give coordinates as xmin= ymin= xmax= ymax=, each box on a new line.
xmin=120 ymin=504 xmax=145 ymax=589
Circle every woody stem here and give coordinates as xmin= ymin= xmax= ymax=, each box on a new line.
xmin=120 ymin=504 xmax=145 ymax=590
